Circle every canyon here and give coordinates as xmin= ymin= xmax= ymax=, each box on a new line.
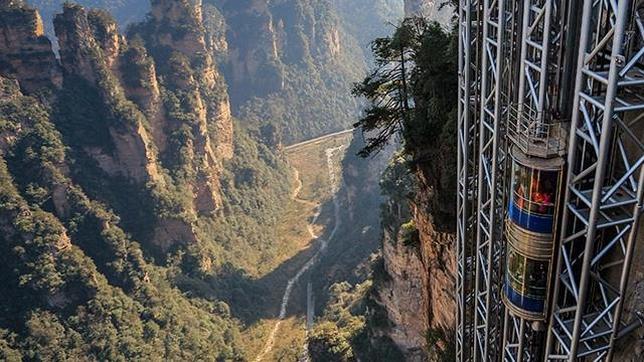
xmin=0 ymin=0 xmax=472 ymax=360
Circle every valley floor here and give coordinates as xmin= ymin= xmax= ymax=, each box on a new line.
xmin=241 ymin=132 xmax=353 ymax=361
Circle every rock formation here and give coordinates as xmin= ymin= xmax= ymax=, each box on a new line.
xmin=54 ymin=4 xmax=164 ymax=186
xmin=0 ymin=0 xmax=239 ymax=254
xmin=374 ymin=157 xmax=456 ymax=360
xmin=212 ymin=0 xmax=362 ymax=135
xmin=0 ymin=0 xmax=61 ymax=93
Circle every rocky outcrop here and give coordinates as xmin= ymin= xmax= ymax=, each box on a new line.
xmin=378 ymin=225 xmax=430 ymax=360
xmin=375 ymin=176 xmax=455 ymax=360
xmin=137 ymin=0 xmax=233 ymax=214
xmin=152 ymin=217 xmax=200 ymax=254
xmin=0 ymin=76 xmax=23 ymax=152
xmin=0 ymin=0 xmax=61 ymax=93
xmin=149 ymin=0 xmax=208 ymax=62
xmin=213 ymin=0 xmax=349 ymax=103
xmin=202 ymin=3 xmax=228 ymax=61
xmin=413 ymin=169 xmax=457 ymax=334
xmin=149 ymin=0 xmax=233 ymax=158
xmin=54 ymin=4 xmax=164 ymax=187
xmin=119 ymin=43 xmax=168 ymax=152
xmin=52 ymin=1 xmax=234 ymax=219
xmin=214 ymin=0 xmax=284 ymax=101
xmin=373 ymin=151 xmax=456 ymax=360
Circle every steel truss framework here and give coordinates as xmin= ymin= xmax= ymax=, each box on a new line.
xmin=545 ymin=0 xmax=644 ymax=360
xmin=473 ymin=0 xmax=510 ymax=360
xmin=516 ymin=0 xmax=554 ymax=122
xmin=457 ymin=0 xmax=644 ymax=361
xmin=457 ymin=0 xmax=482 ymax=361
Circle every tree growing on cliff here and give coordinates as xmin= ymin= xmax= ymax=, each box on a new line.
xmin=351 ymin=17 xmax=427 ymax=157
xmin=354 ymin=18 xmax=458 ymax=227
xmin=352 ymin=18 xmax=456 ymax=164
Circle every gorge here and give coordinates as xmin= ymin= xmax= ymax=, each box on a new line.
xmin=0 ymin=0 xmax=470 ymax=361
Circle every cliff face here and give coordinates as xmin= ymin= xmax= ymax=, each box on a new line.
xmin=362 ymin=19 xmax=458 ymax=360
xmin=214 ymin=0 xmax=349 ymax=100
xmin=212 ymin=0 xmax=366 ymax=143
xmin=0 ymin=0 xmax=61 ymax=93
xmin=0 ymin=0 xmax=238 ymax=256
xmin=0 ymin=73 xmax=245 ymax=360
xmin=373 ymin=154 xmax=456 ymax=360
xmin=378 ymin=222 xmax=429 ymax=360
xmin=54 ymin=5 xmax=163 ymax=187
xmin=0 ymin=1 xmax=298 ymax=358
xmin=132 ymin=0 xmax=234 ymax=216
xmin=212 ymin=0 xmax=284 ymax=100
xmin=413 ymin=167 xmax=457 ymax=334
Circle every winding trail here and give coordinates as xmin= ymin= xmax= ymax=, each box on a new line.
xmin=253 ymin=145 xmax=345 ymax=362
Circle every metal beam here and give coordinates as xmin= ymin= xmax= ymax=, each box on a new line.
xmin=456 ymin=1 xmax=482 ymax=360
xmin=545 ymin=0 xmax=644 ymax=359
xmin=473 ymin=0 xmax=508 ymax=359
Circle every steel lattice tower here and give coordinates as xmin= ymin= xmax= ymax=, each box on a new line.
xmin=456 ymin=0 xmax=481 ymax=360
xmin=456 ymin=0 xmax=644 ymax=361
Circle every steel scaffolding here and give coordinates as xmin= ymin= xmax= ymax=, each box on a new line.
xmin=503 ymin=0 xmax=567 ymax=360
xmin=456 ymin=0 xmax=643 ymax=360
xmin=544 ymin=0 xmax=644 ymax=360
xmin=457 ymin=0 xmax=482 ymax=361
xmin=473 ymin=0 xmax=508 ymax=360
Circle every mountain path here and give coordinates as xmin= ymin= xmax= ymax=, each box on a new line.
xmin=253 ymin=145 xmax=345 ymax=362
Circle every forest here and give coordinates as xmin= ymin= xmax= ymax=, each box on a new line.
xmin=0 ymin=0 xmax=460 ymax=360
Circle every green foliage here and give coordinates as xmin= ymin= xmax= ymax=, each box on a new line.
xmin=0 ymin=82 xmax=246 ymax=360
xmin=379 ymin=153 xmax=414 ymax=235
xmin=0 ymin=329 xmax=21 ymax=362
xmin=355 ymin=18 xmax=458 ymax=228
xmin=310 ymin=277 xmax=404 ymax=361
xmin=309 ymin=321 xmax=357 ymax=361
xmin=309 ymin=282 xmax=370 ymax=362
xmin=119 ymin=39 xmax=155 ymax=89
xmin=1 ymin=1 xmax=445 ymax=360
xmin=216 ymin=0 xmax=367 ymax=143
xmin=238 ymin=56 xmax=363 ymax=144
xmin=379 ymin=153 xmax=414 ymax=203
xmin=186 ymin=124 xmax=292 ymax=281
xmin=400 ymin=219 xmax=420 ymax=250
xmin=352 ymin=18 xmax=430 ymax=157
xmin=348 ymin=16 xmax=458 ymax=359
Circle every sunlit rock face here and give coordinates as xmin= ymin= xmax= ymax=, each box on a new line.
xmin=212 ymin=0 xmax=350 ymax=103
xmin=43 ymin=1 xmax=234 ymax=249
xmin=54 ymin=4 xmax=164 ymax=187
xmin=378 ymin=225 xmax=430 ymax=360
xmin=376 ymin=170 xmax=456 ymax=359
xmin=0 ymin=1 xmax=61 ymax=93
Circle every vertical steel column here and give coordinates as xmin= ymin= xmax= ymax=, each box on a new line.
xmin=503 ymin=313 xmax=534 ymax=362
xmin=545 ymin=0 xmax=644 ymax=359
xmin=457 ymin=0 xmax=481 ymax=360
xmin=473 ymin=0 xmax=507 ymax=360
xmin=516 ymin=0 xmax=553 ymax=123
